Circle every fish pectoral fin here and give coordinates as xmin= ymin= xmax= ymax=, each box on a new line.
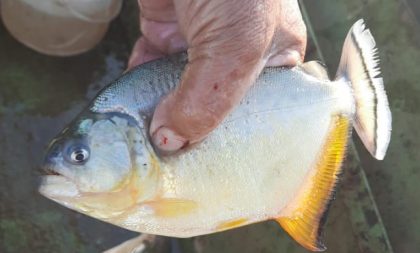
xmin=275 ymin=116 xmax=350 ymax=252
xmin=299 ymin=61 xmax=330 ymax=81
xmin=142 ymin=198 xmax=198 ymax=218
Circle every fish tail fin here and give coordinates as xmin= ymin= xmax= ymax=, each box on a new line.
xmin=335 ymin=19 xmax=391 ymax=160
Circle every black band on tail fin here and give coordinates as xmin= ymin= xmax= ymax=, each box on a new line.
xmin=335 ymin=19 xmax=391 ymax=160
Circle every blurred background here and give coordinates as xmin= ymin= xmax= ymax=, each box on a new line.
xmin=0 ymin=0 xmax=419 ymax=252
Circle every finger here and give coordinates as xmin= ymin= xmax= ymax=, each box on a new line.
xmin=127 ymin=20 xmax=187 ymax=70
xmin=266 ymin=49 xmax=303 ymax=67
xmin=128 ymin=0 xmax=187 ymax=69
xmin=266 ymin=0 xmax=307 ymax=67
xmin=138 ymin=0 xmax=176 ymax=22
xmin=140 ymin=18 xmax=187 ymax=54
xmin=138 ymin=0 xmax=186 ymax=52
xmin=127 ymin=37 xmax=165 ymax=70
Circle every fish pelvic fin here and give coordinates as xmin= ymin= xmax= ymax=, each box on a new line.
xmin=140 ymin=198 xmax=198 ymax=218
xmin=335 ymin=19 xmax=391 ymax=160
xmin=276 ymin=116 xmax=350 ymax=252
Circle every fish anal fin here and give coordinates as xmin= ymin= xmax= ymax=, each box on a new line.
xmin=276 ymin=116 xmax=350 ymax=252
xmin=300 ymin=61 xmax=330 ymax=81
xmin=277 ymin=217 xmax=326 ymax=252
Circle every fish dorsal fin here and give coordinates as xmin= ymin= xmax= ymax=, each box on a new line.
xmin=276 ymin=116 xmax=350 ymax=251
xmin=299 ymin=61 xmax=330 ymax=81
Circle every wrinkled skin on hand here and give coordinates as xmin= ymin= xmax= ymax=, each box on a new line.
xmin=127 ymin=0 xmax=307 ymax=152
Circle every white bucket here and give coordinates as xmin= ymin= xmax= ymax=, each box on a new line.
xmin=1 ymin=0 xmax=123 ymax=56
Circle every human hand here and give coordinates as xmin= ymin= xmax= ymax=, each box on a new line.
xmin=127 ymin=0 xmax=307 ymax=152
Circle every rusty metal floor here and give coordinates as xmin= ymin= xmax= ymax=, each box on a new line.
xmin=0 ymin=0 xmax=419 ymax=252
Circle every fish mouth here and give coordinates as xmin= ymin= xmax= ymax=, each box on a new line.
xmin=39 ymin=153 xmax=62 ymax=176
xmin=40 ymin=167 xmax=61 ymax=176
xmin=39 ymin=174 xmax=80 ymax=200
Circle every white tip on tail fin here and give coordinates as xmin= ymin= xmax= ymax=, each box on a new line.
xmin=335 ymin=19 xmax=392 ymax=160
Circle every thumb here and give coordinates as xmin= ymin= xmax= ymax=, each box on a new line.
xmin=149 ymin=49 xmax=268 ymax=152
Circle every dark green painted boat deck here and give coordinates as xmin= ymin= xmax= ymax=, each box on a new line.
xmin=0 ymin=0 xmax=419 ymax=252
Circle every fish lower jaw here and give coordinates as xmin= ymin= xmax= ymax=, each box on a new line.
xmin=39 ymin=175 xmax=80 ymax=199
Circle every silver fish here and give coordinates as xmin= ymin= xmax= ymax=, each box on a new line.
xmin=39 ymin=20 xmax=391 ymax=251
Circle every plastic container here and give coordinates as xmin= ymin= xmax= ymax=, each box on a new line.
xmin=0 ymin=0 xmax=122 ymax=56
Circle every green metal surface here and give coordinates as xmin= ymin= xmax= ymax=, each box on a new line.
xmin=0 ymin=0 xmax=419 ymax=252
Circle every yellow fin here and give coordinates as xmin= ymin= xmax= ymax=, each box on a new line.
xmin=216 ymin=218 xmax=248 ymax=231
xmin=276 ymin=116 xmax=350 ymax=252
xmin=143 ymin=198 xmax=198 ymax=218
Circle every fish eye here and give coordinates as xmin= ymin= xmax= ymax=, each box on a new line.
xmin=66 ymin=144 xmax=90 ymax=165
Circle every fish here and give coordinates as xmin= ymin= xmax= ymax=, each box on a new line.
xmin=39 ymin=19 xmax=391 ymax=251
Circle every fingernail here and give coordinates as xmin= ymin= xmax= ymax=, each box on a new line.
xmin=152 ymin=127 xmax=187 ymax=152
xmin=266 ymin=49 xmax=302 ymax=67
